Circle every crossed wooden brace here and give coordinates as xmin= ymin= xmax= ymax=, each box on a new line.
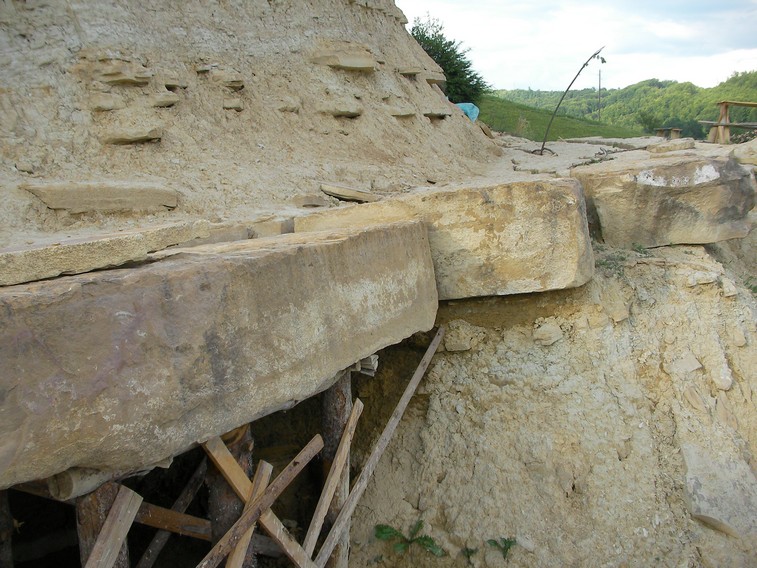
xmin=76 ymin=326 xmax=444 ymax=568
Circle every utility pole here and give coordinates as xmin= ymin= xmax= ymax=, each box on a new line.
xmin=598 ymin=69 xmax=602 ymax=122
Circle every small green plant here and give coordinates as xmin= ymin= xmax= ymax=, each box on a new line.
xmin=462 ymin=546 xmax=478 ymax=565
xmin=487 ymin=537 xmax=517 ymax=560
xmin=746 ymin=277 xmax=757 ymax=295
xmin=596 ymin=251 xmax=627 ymax=277
xmin=375 ymin=520 xmax=445 ymax=557
xmin=632 ymin=242 xmax=651 ymax=256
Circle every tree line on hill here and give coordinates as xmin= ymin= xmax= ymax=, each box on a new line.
xmin=493 ymin=71 xmax=757 ymax=139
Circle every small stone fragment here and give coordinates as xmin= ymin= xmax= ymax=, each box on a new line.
xmin=163 ymin=74 xmax=188 ymax=90
xmin=320 ymin=183 xmax=380 ymax=203
xmin=312 ymin=48 xmax=377 ymax=72
xmin=101 ymin=126 xmax=163 ymax=145
xmin=15 ymin=160 xmax=35 ymax=174
xmin=731 ymin=326 xmax=747 ymax=347
xmin=682 ymin=443 xmax=757 ymax=538
xmin=223 ymin=97 xmax=244 ymax=111
xmin=648 ymin=138 xmax=696 ymax=153
xmin=90 ymin=93 xmax=126 ymax=112
xmin=710 ymin=360 xmax=734 ymax=391
xmin=533 ymin=322 xmax=563 ymax=346
xmin=720 ymin=277 xmax=738 ymax=297
xmin=96 ymin=61 xmax=153 ymax=86
xmin=444 ymin=319 xmax=485 ymax=352
xmin=211 ymin=69 xmax=245 ymax=90
xmin=687 ymin=271 xmax=719 ymax=287
xmin=716 ymin=392 xmax=738 ymax=429
xmin=682 ymin=386 xmax=708 ymax=413
xmin=150 ymin=92 xmax=180 ymax=108
xmin=665 ymin=351 xmax=702 ymax=375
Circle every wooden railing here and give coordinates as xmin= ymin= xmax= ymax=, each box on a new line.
xmin=699 ymin=100 xmax=757 ymax=144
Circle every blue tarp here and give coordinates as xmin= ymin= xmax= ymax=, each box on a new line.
xmin=455 ymin=103 xmax=479 ymax=122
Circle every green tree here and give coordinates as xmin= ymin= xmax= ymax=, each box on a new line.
xmin=410 ymin=16 xmax=489 ymax=104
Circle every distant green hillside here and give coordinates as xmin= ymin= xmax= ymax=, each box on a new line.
xmin=478 ymin=94 xmax=643 ymax=141
xmin=492 ymin=71 xmax=757 ymax=139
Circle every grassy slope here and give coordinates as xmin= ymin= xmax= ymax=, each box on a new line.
xmin=478 ymin=94 xmax=644 ymax=141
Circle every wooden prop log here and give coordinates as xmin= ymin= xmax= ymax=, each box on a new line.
xmin=226 ymin=461 xmax=273 ymax=568
xmin=314 ymin=327 xmax=445 ymax=568
xmin=304 ymin=398 xmax=364 ymax=556
xmin=134 ymin=502 xmax=212 ymax=541
xmin=83 ymin=485 xmax=143 ymax=568
xmin=135 ymin=458 xmax=208 ymax=568
xmin=196 ymin=434 xmax=323 ymax=568
xmin=0 ymin=490 xmax=12 ymax=568
xmin=204 ymin=437 xmax=318 ymax=567
xmin=76 ymin=482 xmax=131 ymax=568
xmin=320 ymin=370 xmax=354 ymax=568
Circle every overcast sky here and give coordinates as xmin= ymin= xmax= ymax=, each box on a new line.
xmin=395 ymin=0 xmax=757 ymax=91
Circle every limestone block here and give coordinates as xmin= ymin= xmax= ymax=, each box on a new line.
xmin=162 ymin=74 xmax=188 ymax=90
xmin=320 ymin=182 xmax=380 ymax=203
xmin=223 ymin=97 xmax=244 ymax=111
xmin=682 ymin=443 xmax=757 ymax=537
xmin=648 ymin=138 xmax=696 ymax=153
xmin=571 ymin=152 xmax=756 ymax=248
xmin=424 ymin=70 xmax=447 ymax=85
xmin=312 ymin=48 xmax=377 ymax=72
xmin=211 ymin=69 xmax=245 ymax=90
xmin=0 ymin=221 xmax=437 ymax=488
xmin=296 ymin=179 xmax=594 ymax=300
xmin=149 ymin=92 xmax=180 ymax=108
xmin=90 ymin=93 xmax=126 ymax=112
xmin=733 ymin=138 xmax=757 ymax=166
xmin=0 ymin=221 xmax=210 ymax=286
xmin=398 ymin=67 xmax=422 ymax=77
xmin=101 ymin=126 xmax=163 ymax=145
xmin=21 ymin=180 xmax=178 ymax=213
xmin=95 ymin=60 xmax=153 ymax=86
xmin=318 ymin=98 xmax=362 ymax=118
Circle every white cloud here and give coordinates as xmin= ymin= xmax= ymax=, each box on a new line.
xmin=396 ymin=0 xmax=757 ymax=90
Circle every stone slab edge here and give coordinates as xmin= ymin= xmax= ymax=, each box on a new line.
xmin=295 ymin=179 xmax=594 ymax=300
xmin=0 ymin=221 xmax=211 ymax=286
xmin=0 ymin=220 xmax=437 ymax=487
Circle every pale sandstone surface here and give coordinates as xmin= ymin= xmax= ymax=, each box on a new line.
xmin=0 ymin=220 xmax=210 ymax=286
xmin=350 ymin=241 xmax=757 ymax=568
xmin=0 ymin=221 xmax=438 ymax=488
xmin=296 ymin=178 xmax=594 ymax=300
xmin=0 ymin=0 xmax=498 ymax=250
xmin=571 ymin=150 xmax=756 ymax=248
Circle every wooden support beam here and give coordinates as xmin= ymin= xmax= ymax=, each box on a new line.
xmin=196 ymin=434 xmax=323 ymax=568
xmin=76 ymin=482 xmax=131 ymax=568
xmin=320 ymin=370 xmax=353 ymax=568
xmin=206 ymin=425 xmax=254 ymax=547
xmin=0 ymin=490 xmax=13 ymax=568
xmin=135 ymin=458 xmax=208 ymax=568
xmin=259 ymin=509 xmax=317 ymax=568
xmin=304 ymin=398 xmax=364 ymax=557
xmin=227 ymin=461 xmax=273 ymax=568
xmin=134 ymin=502 xmax=212 ymax=542
xmin=314 ymin=327 xmax=445 ymax=568
xmin=83 ymin=485 xmax=143 ymax=568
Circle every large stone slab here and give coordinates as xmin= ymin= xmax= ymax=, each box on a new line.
xmin=0 ymin=221 xmax=210 ymax=286
xmin=0 ymin=221 xmax=437 ymax=488
xmin=295 ymin=179 xmax=594 ymax=300
xmin=682 ymin=443 xmax=757 ymax=538
xmin=571 ymin=151 xmax=756 ymax=248
xmin=22 ymin=179 xmax=177 ymax=213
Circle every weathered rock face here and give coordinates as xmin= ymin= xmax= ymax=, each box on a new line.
xmin=571 ymin=151 xmax=755 ymax=247
xmin=350 ymin=243 xmax=757 ymax=567
xmin=0 ymin=221 xmax=437 ymax=488
xmin=0 ymin=0 xmax=499 ymax=250
xmin=296 ymin=179 xmax=594 ymax=300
